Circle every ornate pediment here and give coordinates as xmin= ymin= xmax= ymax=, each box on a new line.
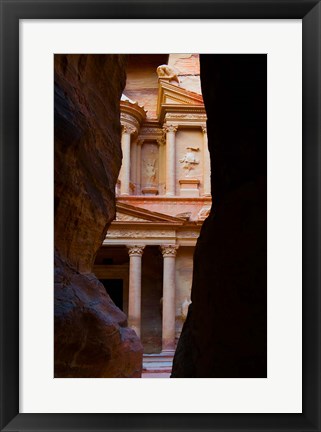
xmin=157 ymin=81 xmax=206 ymax=122
xmin=114 ymin=202 xmax=187 ymax=224
xmin=115 ymin=213 xmax=150 ymax=223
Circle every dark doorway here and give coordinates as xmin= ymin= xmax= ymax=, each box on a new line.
xmin=141 ymin=246 xmax=163 ymax=354
xmin=100 ymin=279 xmax=124 ymax=311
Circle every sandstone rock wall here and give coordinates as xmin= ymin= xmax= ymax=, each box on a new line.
xmin=172 ymin=55 xmax=267 ymax=377
xmin=54 ymin=54 xmax=143 ymax=377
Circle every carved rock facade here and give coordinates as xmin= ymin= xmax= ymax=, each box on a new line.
xmin=94 ymin=55 xmax=211 ymax=357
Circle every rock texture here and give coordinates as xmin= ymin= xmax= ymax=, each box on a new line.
xmin=172 ymin=55 xmax=267 ymax=378
xmin=54 ymin=54 xmax=143 ymax=377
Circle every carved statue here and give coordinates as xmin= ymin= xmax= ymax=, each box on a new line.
xmin=156 ymin=64 xmax=179 ymax=84
xmin=198 ymin=206 xmax=211 ymax=221
xmin=179 ymin=147 xmax=200 ymax=176
xmin=181 ymin=298 xmax=191 ymax=319
xmin=143 ymin=158 xmax=157 ymax=184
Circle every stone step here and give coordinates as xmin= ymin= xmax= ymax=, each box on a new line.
xmin=143 ymin=365 xmax=172 ymax=372
xmin=142 ymin=372 xmax=171 ymax=378
xmin=143 ymin=353 xmax=174 ymax=361
xmin=143 ymin=353 xmax=173 ymax=373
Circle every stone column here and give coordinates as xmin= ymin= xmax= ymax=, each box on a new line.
xmin=136 ymin=139 xmax=143 ymax=195
xmin=163 ymin=125 xmax=178 ymax=196
xmin=119 ymin=125 xmax=134 ymax=195
xmin=160 ymin=244 xmax=179 ymax=353
xmin=131 ymin=141 xmax=137 ymax=191
xmin=202 ymin=126 xmax=211 ymax=196
xmin=127 ymin=245 xmax=145 ymax=338
xmin=157 ymin=137 xmax=165 ymax=195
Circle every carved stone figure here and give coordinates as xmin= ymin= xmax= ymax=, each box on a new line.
xmin=143 ymin=158 xmax=157 ymax=184
xmin=198 ymin=206 xmax=211 ymax=221
xmin=179 ymin=147 xmax=200 ymax=176
xmin=156 ymin=64 xmax=179 ymax=84
xmin=181 ymin=298 xmax=192 ymax=319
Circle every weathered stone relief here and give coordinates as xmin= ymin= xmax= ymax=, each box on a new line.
xmin=181 ymin=298 xmax=192 ymax=319
xmin=197 ymin=206 xmax=211 ymax=221
xmin=179 ymin=147 xmax=200 ymax=176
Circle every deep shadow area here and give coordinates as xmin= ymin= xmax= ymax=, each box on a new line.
xmin=172 ymin=55 xmax=267 ymax=377
xmin=54 ymin=55 xmax=143 ymax=378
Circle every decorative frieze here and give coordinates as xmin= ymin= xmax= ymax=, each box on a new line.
xmin=177 ymin=230 xmax=199 ymax=238
xmin=107 ymin=229 xmax=176 ymax=239
xmin=165 ymin=113 xmax=207 ymax=121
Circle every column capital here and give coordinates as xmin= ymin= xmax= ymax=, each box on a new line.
xmin=136 ymin=138 xmax=144 ymax=146
xmin=122 ymin=124 xmax=136 ymax=135
xmin=163 ymin=124 xmax=178 ymax=134
xmin=127 ymin=245 xmax=145 ymax=257
xmin=201 ymin=125 xmax=207 ymax=134
xmin=157 ymin=137 xmax=165 ymax=146
xmin=160 ymin=244 xmax=179 ymax=257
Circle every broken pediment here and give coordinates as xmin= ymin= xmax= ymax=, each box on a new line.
xmin=157 ymin=80 xmax=205 ymax=122
xmin=114 ymin=202 xmax=187 ymax=224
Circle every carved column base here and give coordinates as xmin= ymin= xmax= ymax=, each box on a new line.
xmin=141 ymin=187 xmax=158 ymax=196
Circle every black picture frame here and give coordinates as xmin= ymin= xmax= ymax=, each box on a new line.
xmin=1 ymin=1 xmax=320 ymax=431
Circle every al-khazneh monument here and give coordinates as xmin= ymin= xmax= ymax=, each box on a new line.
xmin=93 ymin=54 xmax=211 ymax=367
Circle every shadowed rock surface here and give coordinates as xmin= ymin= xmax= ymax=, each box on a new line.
xmin=54 ymin=54 xmax=143 ymax=378
xmin=172 ymin=55 xmax=267 ymax=378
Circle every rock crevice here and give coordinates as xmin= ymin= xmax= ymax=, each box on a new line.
xmin=54 ymin=54 xmax=143 ymax=378
xmin=172 ymin=55 xmax=267 ymax=378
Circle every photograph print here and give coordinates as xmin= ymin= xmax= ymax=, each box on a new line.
xmin=54 ymin=54 xmax=267 ymax=378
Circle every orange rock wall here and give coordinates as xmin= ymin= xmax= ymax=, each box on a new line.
xmin=54 ymin=54 xmax=143 ymax=377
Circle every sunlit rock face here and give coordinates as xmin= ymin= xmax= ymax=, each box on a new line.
xmin=54 ymin=54 xmax=143 ymax=378
xmin=172 ymin=55 xmax=267 ymax=378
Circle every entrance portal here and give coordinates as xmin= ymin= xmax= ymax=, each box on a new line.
xmin=141 ymin=246 xmax=163 ymax=354
xmin=100 ymin=279 xmax=124 ymax=311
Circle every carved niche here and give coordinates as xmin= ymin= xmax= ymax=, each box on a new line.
xmin=141 ymin=141 xmax=159 ymax=195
